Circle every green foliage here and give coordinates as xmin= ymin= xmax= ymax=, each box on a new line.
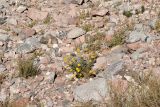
xmin=79 ymin=10 xmax=90 ymax=20
xmin=141 ymin=6 xmax=145 ymax=13
xmin=84 ymin=32 xmax=106 ymax=53
xmin=43 ymin=15 xmax=51 ymax=24
xmin=82 ymin=23 xmax=94 ymax=32
xmin=123 ymin=11 xmax=133 ymax=17
xmin=17 ymin=57 xmax=39 ymax=79
xmin=63 ymin=49 xmax=97 ymax=79
xmin=28 ymin=20 xmax=37 ymax=28
xmin=107 ymin=34 xmax=125 ymax=48
xmin=155 ymin=19 xmax=160 ymax=32
xmin=0 ymin=73 xmax=5 ymax=85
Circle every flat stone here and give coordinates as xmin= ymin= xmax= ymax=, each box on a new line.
xmin=7 ymin=18 xmax=18 ymax=25
xmin=27 ymin=8 xmax=49 ymax=21
xmin=126 ymin=31 xmax=148 ymax=43
xmin=0 ymin=64 xmax=6 ymax=73
xmin=73 ymin=78 xmax=108 ymax=102
xmin=16 ymin=37 xmax=40 ymax=54
xmin=67 ymin=27 xmax=86 ymax=39
xmin=22 ymin=28 xmax=36 ymax=37
xmin=92 ymin=8 xmax=109 ymax=17
xmin=93 ymin=56 xmax=107 ymax=70
xmin=16 ymin=5 xmax=27 ymax=13
xmin=0 ymin=33 xmax=9 ymax=41
xmin=0 ymin=17 xmax=7 ymax=25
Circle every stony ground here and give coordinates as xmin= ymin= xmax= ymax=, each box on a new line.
xmin=0 ymin=0 xmax=160 ymax=107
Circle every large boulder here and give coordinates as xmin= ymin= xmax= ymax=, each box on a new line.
xmin=73 ymin=78 xmax=108 ymax=102
xmin=67 ymin=27 xmax=86 ymax=39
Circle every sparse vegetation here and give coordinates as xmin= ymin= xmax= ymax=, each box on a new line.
xmin=82 ymin=23 xmax=94 ymax=32
xmin=43 ymin=15 xmax=51 ymax=24
xmin=79 ymin=10 xmax=90 ymax=20
xmin=17 ymin=57 xmax=39 ymax=79
xmin=123 ymin=10 xmax=133 ymax=17
xmin=63 ymin=49 xmax=97 ymax=79
xmin=28 ymin=20 xmax=37 ymax=28
xmin=155 ymin=19 xmax=160 ymax=32
xmin=108 ymin=71 xmax=160 ymax=107
xmin=107 ymin=33 xmax=125 ymax=48
xmin=0 ymin=73 xmax=5 ymax=85
xmin=84 ymin=32 xmax=106 ymax=53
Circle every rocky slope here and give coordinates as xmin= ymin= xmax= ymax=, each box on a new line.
xmin=0 ymin=0 xmax=160 ymax=106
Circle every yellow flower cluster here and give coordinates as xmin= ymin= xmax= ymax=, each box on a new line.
xmin=63 ymin=48 xmax=98 ymax=79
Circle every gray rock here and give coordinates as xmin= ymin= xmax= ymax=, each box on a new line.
xmin=131 ymin=48 xmax=146 ymax=60
xmin=67 ymin=27 xmax=86 ymax=39
xmin=0 ymin=88 xmax=9 ymax=102
xmin=0 ymin=33 xmax=9 ymax=41
xmin=16 ymin=43 xmax=35 ymax=54
xmin=45 ymin=72 xmax=56 ymax=83
xmin=7 ymin=18 xmax=17 ymax=25
xmin=0 ymin=17 xmax=7 ymax=25
xmin=0 ymin=64 xmax=6 ymax=73
xmin=98 ymin=61 xmax=124 ymax=79
xmin=16 ymin=5 xmax=27 ymax=13
xmin=40 ymin=34 xmax=58 ymax=44
xmin=25 ymin=37 xmax=40 ymax=47
xmin=105 ymin=53 xmax=124 ymax=65
xmin=73 ymin=78 xmax=108 ymax=102
xmin=63 ymin=0 xmax=88 ymax=4
xmin=149 ymin=19 xmax=157 ymax=29
xmin=16 ymin=37 xmax=40 ymax=54
xmin=126 ymin=31 xmax=148 ymax=43
xmin=134 ymin=24 xmax=143 ymax=32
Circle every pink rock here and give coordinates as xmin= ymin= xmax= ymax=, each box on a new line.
xmin=92 ymin=8 xmax=109 ymax=17
xmin=39 ymin=56 xmax=50 ymax=65
xmin=127 ymin=42 xmax=141 ymax=50
xmin=93 ymin=56 xmax=107 ymax=70
xmin=109 ymin=78 xmax=128 ymax=94
xmin=27 ymin=8 xmax=49 ymax=21
xmin=22 ymin=28 xmax=36 ymax=37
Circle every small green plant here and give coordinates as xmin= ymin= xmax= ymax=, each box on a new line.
xmin=28 ymin=20 xmax=37 ymax=28
xmin=107 ymin=34 xmax=125 ymax=48
xmin=17 ymin=57 xmax=39 ymax=79
xmin=123 ymin=10 xmax=133 ymax=17
xmin=43 ymin=15 xmax=51 ymax=24
xmin=82 ymin=23 xmax=94 ymax=32
xmin=84 ymin=32 xmax=106 ymax=53
xmin=0 ymin=73 xmax=5 ymax=85
xmin=155 ymin=19 xmax=160 ymax=32
xmin=79 ymin=10 xmax=90 ymax=20
xmin=141 ymin=5 xmax=145 ymax=13
xmin=63 ymin=49 xmax=97 ymax=79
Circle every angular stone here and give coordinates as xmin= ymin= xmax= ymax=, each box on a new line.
xmin=67 ymin=27 xmax=86 ymax=39
xmin=74 ymin=78 xmax=108 ymax=102
xmin=92 ymin=8 xmax=109 ymax=17
xmin=22 ymin=28 xmax=36 ymax=37
xmin=27 ymin=8 xmax=49 ymax=21
xmin=7 ymin=18 xmax=18 ymax=25
xmin=0 ymin=17 xmax=7 ymax=25
xmin=98 ymin=61 xmax=124 ymax=79
xmin=0 ymin=33 xmax=9 ymax=41
xmin=16 ymin=5 xmax=27 ymax=13
xmin=126 ymin=31 xmax=148 ymax=43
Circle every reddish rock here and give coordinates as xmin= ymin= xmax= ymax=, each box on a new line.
xmin=127 ymin=42 xmax=141 ymax=50
xmin=109 ymin=78 xmax=128 ymax=94
xmin=22 ymin=28 xmax=36 ymax=37
xmin=92 ymin=8 xmax=109 ymax=17
xmin=11 ymin=98 xmax=29 ymax=107
xmin=27 ymin=8 xmax=49 ymax=21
